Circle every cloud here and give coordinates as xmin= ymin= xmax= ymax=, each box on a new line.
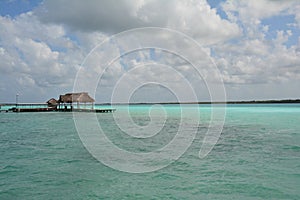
xmin=36 ymin=0 xmax=240 ymax=45
xmin=221 ymin=0 xmax=300 ymax=39
xmin=186 ymin=0 xmax=296 ymax=88
xmin=214 ymin=29 xmax=300 ymax=85
xmin=36 ymin=0 xmax=146 ymax=33
xmin=222 ymin=0 xmax=298 ymax=24
xmin=0 ymin=12 xmax=85 ymax=102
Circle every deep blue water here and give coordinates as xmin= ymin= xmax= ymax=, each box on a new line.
xmin=0 ymin=104 xmax=299 ymax=199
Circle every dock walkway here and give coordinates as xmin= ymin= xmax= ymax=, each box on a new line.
xmin=2 ymin=106 xmax=116 ymax=113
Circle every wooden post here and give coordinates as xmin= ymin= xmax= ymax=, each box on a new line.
xmin=16 ymin=93 xmax=19 ymax=108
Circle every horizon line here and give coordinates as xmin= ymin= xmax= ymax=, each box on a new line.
xmin=1 ymin=99 xmax=300 ymax=106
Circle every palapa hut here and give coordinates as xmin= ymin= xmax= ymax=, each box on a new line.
xmin=58 ymin=92 xmax=95 ymax=110
xmin=46 ymin=98 xmax=58 ymax=108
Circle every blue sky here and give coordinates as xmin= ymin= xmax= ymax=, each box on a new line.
xmin=262 ymin=14 xmax=299 ymax=47
xmin=0 ymin=0 xmax=299 ymax=103
xmin=0 ymin=0 xmax=42 ymax=17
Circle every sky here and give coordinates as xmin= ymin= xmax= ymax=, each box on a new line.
xmin=0 ymin=0 xmax=299 ymax=103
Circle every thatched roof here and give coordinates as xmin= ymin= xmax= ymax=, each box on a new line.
xmin=47 ymin=98 xmax=58 ymax=105
xmin=59 ymin=92 xmax=95 ymax=103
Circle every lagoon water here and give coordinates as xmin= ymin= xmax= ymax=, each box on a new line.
xmin=1 ymin=104 xmax=299 ymax=199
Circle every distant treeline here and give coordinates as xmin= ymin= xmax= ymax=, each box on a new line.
xmin=99 ymin=99 xmax=300 ymax=105
xmin=1 ymin=99 xmax=300 ymax=106
xmin=223 ymin=99 xmax=300 ymax=104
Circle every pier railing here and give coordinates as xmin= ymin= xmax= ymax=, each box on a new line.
xmin=0 ymin=103 xmax=115 ymax=113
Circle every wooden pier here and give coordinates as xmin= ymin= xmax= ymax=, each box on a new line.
xmin=1 ymin=104 xmax=115 ymax=113
xmin=12 ymin=107 xmax=56 ymax=112
xmin=8 ymin=107 xmax=116 ymax=113
xmin=1 ymin=92 xmax=116 ymax=113
xmin=56 ymin=108 xmax=116 ymax=113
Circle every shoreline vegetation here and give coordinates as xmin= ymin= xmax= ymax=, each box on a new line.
xmin=1 ymin=99 xmax=300 ymax=106
xmin=104 ymin=99 xmax=300 ymax=105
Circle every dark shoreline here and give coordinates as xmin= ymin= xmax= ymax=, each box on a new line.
xmin=100 ymin=99 xmax=300 ymax=105
xmin=1 ymin=99 xmax=300 ymax=107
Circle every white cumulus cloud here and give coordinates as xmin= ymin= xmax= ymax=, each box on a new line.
xmin=0 ymin=0 xmax=299 ymax=102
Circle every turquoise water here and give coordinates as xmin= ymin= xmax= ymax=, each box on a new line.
xmin=0 ymin=104 xmax=299 ymax=199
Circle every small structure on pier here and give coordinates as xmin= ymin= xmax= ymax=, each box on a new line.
xmin=58 ymin=92 xmax=95 ymax=110
xmin=46 ymin=98 xmax=58 ymax=108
